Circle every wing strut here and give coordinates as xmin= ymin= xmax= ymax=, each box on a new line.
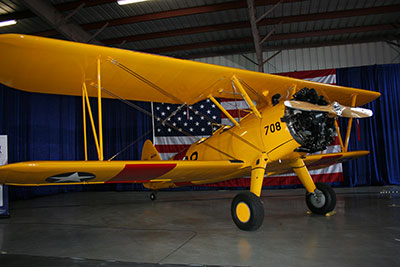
xmin=82 ymin=85 xmax=87 ymax=161
xmin=82 ymin=82 xmax=102 ymax=160
xmin=97 ymin=59 xmax=104 ymax=161
xmin=80 ymin=59 xmax=105 ymax=161
xmin=208 ymin=95 xmax=239 ymax=126
xmin=344 ymin=94 xmax=357 ymax=152
xmin=231 ymin=75 xmax=262 ymax=118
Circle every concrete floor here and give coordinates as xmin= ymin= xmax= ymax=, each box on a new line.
xmin=0 ymin=186 xmax=399 ymax=267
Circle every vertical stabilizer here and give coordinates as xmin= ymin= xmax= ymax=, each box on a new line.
xmin=141 ymin=140 xmax=162 ymax=161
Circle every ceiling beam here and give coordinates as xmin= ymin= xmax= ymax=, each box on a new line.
xmin=144 ymin=24 xmax=397 ymax=54
xmin=247 ymin=0 xmax=264 ymax=72
xmin=100 ymin=4 xmax=400 ymax=45
xmin=32 ymin=0 xmax=303 ymax=37
xmin=180 ymin=35 xmax=400 ymax=59
xmin=0 ymin=0 xmax=115 ymax=22
xmin=20 ymin=0 xmax=101 ymax=44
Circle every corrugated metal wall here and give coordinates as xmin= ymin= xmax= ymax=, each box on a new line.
xmin=194 ymin=42 xmax=400 ymax=73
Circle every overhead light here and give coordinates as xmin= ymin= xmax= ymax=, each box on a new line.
xmin=118 ymin=0 xmax=149 ymax=5
xmin=0 ymin=20 xmax=17 ymax=27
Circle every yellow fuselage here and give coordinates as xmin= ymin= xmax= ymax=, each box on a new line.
xmin=184 ymin=103 xmax=303 ymax=174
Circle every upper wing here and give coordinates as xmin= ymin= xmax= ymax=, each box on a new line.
xmin=0 ymin=160 xmax=247 ymax=186
xmin=0 ymin=34 xmax=379 ymax=106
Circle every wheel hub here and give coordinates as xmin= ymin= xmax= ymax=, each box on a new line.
xmin=310 ymin=189 xmax=326 ymax=208
xmin=236 ymin=202 xmax=251 ymax=223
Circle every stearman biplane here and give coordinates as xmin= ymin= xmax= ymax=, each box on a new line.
xmin=0 ymin=34 xmax=380 ymax=231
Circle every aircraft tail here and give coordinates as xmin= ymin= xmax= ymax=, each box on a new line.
xmin=141 ymin=139 xmax=162 ymax=161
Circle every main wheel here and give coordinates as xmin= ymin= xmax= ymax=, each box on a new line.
xmin=306 ymin=182 xmax=336 ymax=214
xmin=231 ymin=192 xmax=264 ymax=231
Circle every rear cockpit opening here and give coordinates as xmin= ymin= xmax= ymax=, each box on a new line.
xmin=282 ymin=88 xmax=336 ymax=153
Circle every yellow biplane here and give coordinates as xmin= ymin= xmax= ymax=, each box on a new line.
xmin=0 ymin=34 xmax=380 ymax=231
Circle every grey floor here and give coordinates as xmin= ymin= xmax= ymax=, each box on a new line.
xmin=0 ymin=186 xmax=399 ymax=267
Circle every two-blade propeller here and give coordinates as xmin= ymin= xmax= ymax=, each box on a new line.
xmin=284 ymin=100 xmax=373 ymax=118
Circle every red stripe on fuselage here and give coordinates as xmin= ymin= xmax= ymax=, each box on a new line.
xmin=110 ymin=163 xmax=176 ymax=182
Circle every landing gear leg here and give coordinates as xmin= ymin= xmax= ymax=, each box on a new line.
xmin=231 ymin=154 xmax=267 ymax=231
xmin=290 ymin=158 xmax=336 ymax=214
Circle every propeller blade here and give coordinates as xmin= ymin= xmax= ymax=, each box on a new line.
xmin=284 ymin=100 xmax=333 ymax=113
xmin=340 ymin=107 xmax=373 ymax=118
xmin=284 ymin=100 xmax=373 ymax=118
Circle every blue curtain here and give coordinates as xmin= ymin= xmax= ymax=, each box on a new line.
xmin=336 ymin=64 xmax=400 ymax=186
xmin=0 ymin=84 xmax=152 ymax=199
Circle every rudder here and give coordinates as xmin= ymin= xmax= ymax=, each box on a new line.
xmin=141 ymin=139 xmax=162 ymax=161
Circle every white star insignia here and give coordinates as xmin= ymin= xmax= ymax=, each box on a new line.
xmin=48 ymin=172 xmax=94 ymax=183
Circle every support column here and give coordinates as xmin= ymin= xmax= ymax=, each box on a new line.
xmin=247 ymin=0 xmax=264 ymax=72
xmin=0 ymin=185 xmax=9 ymax=218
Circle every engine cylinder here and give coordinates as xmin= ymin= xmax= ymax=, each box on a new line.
xmin=282 ymin=88 xmax=336 ymax=153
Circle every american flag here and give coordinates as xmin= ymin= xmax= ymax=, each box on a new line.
xmin=152 ymin=99 xmax=221 ymax=160
xmin=152 ymin=68 xmax=343 ymax=187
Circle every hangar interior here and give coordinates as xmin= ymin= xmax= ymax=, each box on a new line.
xmin=0 ymin=0 xmax=399 ymax=266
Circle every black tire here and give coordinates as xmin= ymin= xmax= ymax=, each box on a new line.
xmin=231 ymin=192 xmax=264 ymax=231
xmin=306 ymin=182 xmax=336 ymax=214
xmin=150 ymin=192 xmax=157 ymax=201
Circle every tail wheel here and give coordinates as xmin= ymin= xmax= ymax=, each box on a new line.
xmin=306 ymin=182 xmax=336 ymax=214
xmin=149 ymin=192 xmax=157 ymax=201
xmin=231 ymin=192 xmax=264 ymax=231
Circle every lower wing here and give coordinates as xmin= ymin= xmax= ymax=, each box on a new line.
xmin=266 ymin=150 xmax=369 ymax=175
xmin=0 ymin=160 xmax=247 ymax=186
